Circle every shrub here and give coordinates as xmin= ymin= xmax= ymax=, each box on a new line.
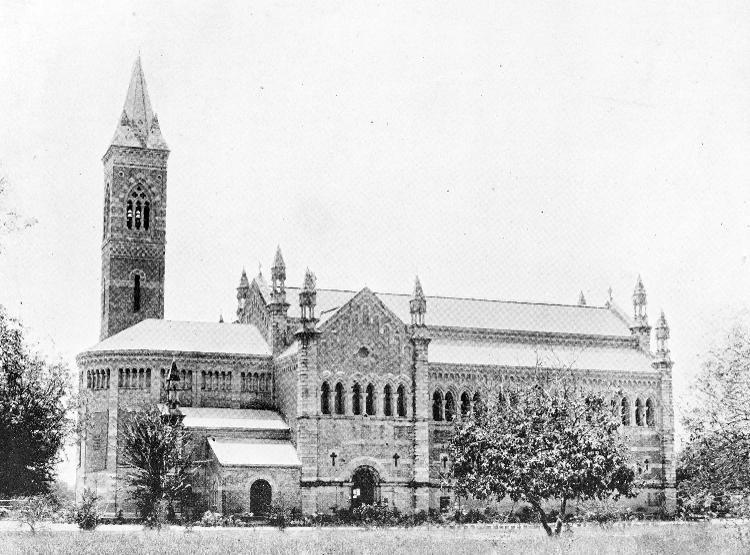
xmin=74 ymin=489 xmax=100 ymax=530
xmin=15 ymin=495 xmax=55 ymax=533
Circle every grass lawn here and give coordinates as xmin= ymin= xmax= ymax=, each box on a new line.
xmin=3 ymin=522 xmax=750 ymax=554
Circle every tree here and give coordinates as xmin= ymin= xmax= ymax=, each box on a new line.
xmin=120 ymin=408 xmax=196 ymax=526
xmin=449 ymin=370 xmax=635 ymax=536
xmin=0 ymin=307 xmax=72 ymax=497
xmin=678 ymin=325 xmax=750 ymax=516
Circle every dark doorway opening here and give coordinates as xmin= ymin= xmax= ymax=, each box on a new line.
xmin=249 ymin=479 xmax=272 ymax=516
xmin=351 ymin=466 xmax=380 ymax=508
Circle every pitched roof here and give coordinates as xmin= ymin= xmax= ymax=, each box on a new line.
xmin=429 ymin=338 xmax=653 ymax=372
xmin=179 ymin=407 xmax=288 ymax=430
xmin=283 ymin=287 xmax=633 ymax=337
xmin=80 ymin=319 xmax=271 ymax=357
xmin=208 ymin=438 xmax=301 ymax=467
xmin=110 ymin=57 xmax=168 ymax=150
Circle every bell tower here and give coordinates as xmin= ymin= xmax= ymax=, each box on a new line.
xmin=100 ymin=57 xmax=169 ymax=339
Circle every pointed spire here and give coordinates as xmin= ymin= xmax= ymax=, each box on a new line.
xmin=655 ymin=309 xmax=670 ymax=359
xmin=273 ymin=246 xmax=286 ymax=270
xmin=111 ymin=56 xmax=168 ymax=150
xmin=238 ymin=268 xmax=250 ymax=289
xmin=633 ymin=275 xmax=647 ymax=305
xmin=632 ymin=274 xmax=648 ymax=324
xmin=413 ymin=276 xmax=425 ymax=300
xmin=219 ymin=312 xmax=224 ymax=323
xmin=410 ymin=275 xmax=427 ymax=326
xmin=300 ymin=268 xmax=317 ymax=323
xmin=578 ymin=291 xmax=587 ymax=306
xmin=303 ymin=268 xmax=316 ymax=292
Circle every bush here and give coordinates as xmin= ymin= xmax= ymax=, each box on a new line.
xmin=74 ymin=489 xmax=100 ymax=530
xmin=199 ymin=510 xmax=223 ymax=527
xmin=15 ymin=495 xmax=55 ymax=532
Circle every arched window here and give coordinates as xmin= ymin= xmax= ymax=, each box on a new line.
xmin=445 ymin=392 xmax=456 ymax=422
xmin=397 ymin=384 xmax=407 ymax=417
xmin=432 ymin=391 xmax=444 ymax=421
xmin=143 ymin=201 xmax=150 ymax=230
xmin=460 ymin=392 xmax=471 ymax=417
xmin=365 ymin=383 xmax=376 ymax=416
xmin=646 ymin=399 xmax=656 ymax=427
xmin=621 ymin=397 xmax=631 ymax=426
xmin=635 ymin=398 xmax=644 ymax=426
xmin=134 ymin=200 xmax=142 ymax=229
xmin=321 ymin=382 xmax=331 ymax=414
xmin=335 ymin=382 xmax=345 ymax=414
xmin=133 ymin=274 xmax=141 ymax=312
xmin=352 ymin=383 xmax=362 ymax=415
xmin=126 ymin=200 xmax=133 ymax=229
xmin=383 ymin=384 xmax=393 ymax=416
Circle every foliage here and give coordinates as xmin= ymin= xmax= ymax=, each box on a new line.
xmin=449 ymin=368 xmax=636 ymax=536
xmin=14 ymin=495 xmax=56 ymax=533
xmin=678 ymin=325 xmax=750 ymax=518
xmin=0 ymin=307 xmax=73 ymax=497
xmin=120 ymin=408 xmax=196 ymax=527
xmin=74 ymin=489 xmax=100 ymax=530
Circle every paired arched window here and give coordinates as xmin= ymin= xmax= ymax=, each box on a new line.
xmin=635 ymin=398 xmax=644 ymax=426
xmin=133 ymin=274 xmax=141 ymax=312
xmin=646 ymin=398 xmax=656 ymax=427
xmin=365 ymin=384 xmax=376 ymax=416
xmin=320 ymin=382 xmax=331 ymax=414
xmin=397 ymin=384 xmax=407 ymax=417
xmin=445 ymin=392 xmax=456 ymax=422
xmin=352 ymin=383 xmax=362 ymax=415
xmin=621 ymin=397 xmax=631 ymax=426
xmin=433 ymin=391 xmax=444 ymax=421
xmin=460 ymin=392 xmax=471 ymax=417
xmin=383 ymin=384 xmax=393 ymax=416
xmin=335 ymin=382 xmax=345 ymax=414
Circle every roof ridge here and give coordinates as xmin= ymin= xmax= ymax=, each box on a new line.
xmin=286 ymin=286 xmax=608 ymax=309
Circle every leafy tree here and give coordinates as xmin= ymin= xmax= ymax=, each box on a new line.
xmin=121 ymin=408 xmax=196 ymax=526
xmin=0 ymin=307 xmax=72 ymax=497
xmin=678 ymin=325 xmax=750 ymax=516
xmin=449 ymin=370 xmax=635 ymax=536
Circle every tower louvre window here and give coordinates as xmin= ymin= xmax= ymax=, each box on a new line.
xmin=143 ymin=201 xmax=150 ymax=230
xmin=133 ymin=274 xmax=141 ymax=312
xmin=126 ymin=201 xmax=133 ymax=229
xmin=135 ymin=201 xmax=142 ymax=229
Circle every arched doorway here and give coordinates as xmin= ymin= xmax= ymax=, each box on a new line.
xmin=249 ymin=479 xmax=272 ymax=516
xmin=351 ymin=466 xmax=380 ymax=508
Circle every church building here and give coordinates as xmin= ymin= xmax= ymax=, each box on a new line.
xmin=76 ymin=58 xmax=676 ymax=517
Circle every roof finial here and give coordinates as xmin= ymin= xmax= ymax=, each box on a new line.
xmin=578 ymin=291 xmax=587 ymax=306
xmin=219 ymin=312 xmax=224 ymax=323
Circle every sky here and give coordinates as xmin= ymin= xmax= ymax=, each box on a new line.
xmin=1 ymin=1 xmax=750 ymax=485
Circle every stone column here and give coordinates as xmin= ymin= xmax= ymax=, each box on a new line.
xmin=655 ymin=359 xmax=676 ymax=513
xmin=410 ymin=325 xmax=431 ymax=513
xmin=296 ymin=329 xmax=320 ymax=514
